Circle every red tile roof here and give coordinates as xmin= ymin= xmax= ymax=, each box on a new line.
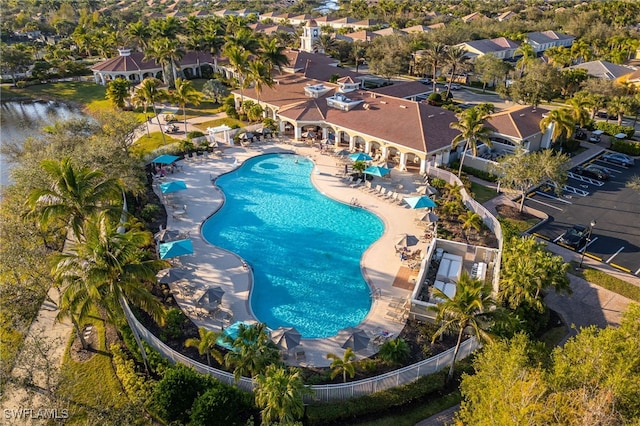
xmin=486 ymin=105 xmax=550 ymax=139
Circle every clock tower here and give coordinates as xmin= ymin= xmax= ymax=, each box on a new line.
xmin=301 ymin=19 xmax=320 ymax=53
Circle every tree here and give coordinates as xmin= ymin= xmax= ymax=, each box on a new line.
xmin=26 ymin=157 xmax=122 ymax=239
xmin=473 ymin=54 xmax=509 ymax=92
xmin=430 ymin=271 xmax=498 ymax=381
xmin=508 ymin=62 xmax=562 ymax=107
xmin=171 ymin=77 xmax=202 ymax=133
xmin=189 ymin=385 xmax=254 ymax=426
xmin=459 ymin=210 xmax=483 ymax=241
xmin=326 ymin=347 xmax=356 ymax=383
xmin=560 ymin=68 xmax=589 ymax=98
xmin=202 ymin=79 xmax=229 ymax=104
xmin=367 ymin=35 xmax=411 ymax=82
xmin=105 ymin=77 xmax=131 ymax=110
xmin=52 ymin=213 xmax=167 ymax=349
xmin=259 ymin=37 xmax=289 ymax=75
xmin=539 ymin=108 xmax=575 ymax=146
xmin=514 ymin=42 xmax=536 ymax=77
xmin=499 ymin=235 xmax=571 ymax=313
xmin=145 ymin=37 xmax=184 ymax=87
xmin=125 ymin=21 xmax=151 ymax=51
xmin=223 ymin=322 xmax=280 ymax=382
xmin=443 ymin=46 xmax=469 ymax=99
xmin=566 ymin=96 xmax=590 ymax=128
xmin=254 ymin=365 xmax=309 ymax=424
xmin=351 ymin=41 xmax=367 ymax=73
xmin=246 ymin=60 xmax=273 ymax=106
xmin=492 ymin=147 xmax=571 ymax=212
xmin=224 ymin=44 xmax=249 ymax=102
xmin=185 ymin=327 xmax=223 ymax=366
xmin=450 ymin=105 xmax=493 ymax=177
xmin=224 ymin=27 xmax=259 ymax=54
xmin=133 ymin=78 xmax=168 ymax=144
xmin=0 ymin=43 xmax=32 ymax=86
xmin=544 ymin=45 xmax=572 ymax=67
xmin=607 ymin=95 xmax=630 ymax=125
xmin=423 ymin=43 xmax=446 ymax=93
xmin=313 ymin=34 xmax=337 ymax=55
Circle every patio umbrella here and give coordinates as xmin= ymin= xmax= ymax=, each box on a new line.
xmin=154 ymin=229 xmax=181 ymax=242
xmin=416 ymin=185 xmax=437 ymax=196
xmin=160 ymin=180 xmax=187 ymax=194
xmin=335 ymin=148 xmax=350 ymax=156
xmin=152 ymin=154 xmax=180 ymax=164
xmin=197 ymin=286 xmax=225 ymax=309
xmin=339 ymin=327 xmax=370 ymax=351
xmin=156 ymin=268 xmax=187 ymax=284
xmin=418 ymin=211 xmax=439 ymax=224
xmin=349 ymin=152 xmax=373 ymax=162
xmin=363 ymin=165 xmax=390 ymax=177
xmin=158 ymin=238 xmax=193 ymax=259
xmin=271 ymin=327 xmax=302 ymax=350
xmin=395 ymin=233 xmax=408 ymax=247
xmin=404 ymin=195 xmax=437 ymax=209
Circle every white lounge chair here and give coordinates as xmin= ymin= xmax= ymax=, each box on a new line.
xmin=350 ymin=178 xmax=363 ymax=188
xmin=172 ymin=205 xmax=187 ymax=220
xmin=377 ymin=188 xmax=387 ymax=197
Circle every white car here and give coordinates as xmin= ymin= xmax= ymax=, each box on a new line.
xmin=448 ymin=83 xmax=461 ymax=90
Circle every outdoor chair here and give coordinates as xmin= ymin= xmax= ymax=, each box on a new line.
xmin=294 ymin=348 xmax=306 ymax=361
xmin=172 ymin=205 xmax=187 ymax=220
xmin=361 ymin=180 xmax=372 ymax=191
xmin=350 ymin=178 xmax=362 ymax=188
xmin=377 ymin=188 xmax=387 ymax=198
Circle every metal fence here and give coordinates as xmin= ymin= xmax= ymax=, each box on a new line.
xmin=121 ymin=298 xmax=479 ymax=402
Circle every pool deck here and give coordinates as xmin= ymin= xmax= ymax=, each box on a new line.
xmin=156 ymin=138 xmax=431 ymax=368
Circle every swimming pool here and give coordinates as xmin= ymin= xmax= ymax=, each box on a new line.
xmin=201 ymin=154 xmax=384 ymax=338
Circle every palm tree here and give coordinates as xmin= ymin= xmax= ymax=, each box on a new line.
xmin=514 ymin=42 xmax=536 ymax=76
xmin=539 ymin=108 xmax=575 ymax=147
xmin=133 ymin=78 xmax=168 ymax=144
xmin=424 ymin=43 xmax=446 ymax=93
xmin=185 ymin=327 xmax=223 ymax=366
xmin=203 ymin=18 xmax=224 ymax=72
xmin=145 ymin=38 xmax=184 ymax=87
xmin=52 ymin=213 xmax=167 ymax=349
xmin=224 ymin=322 xmax=280 ymax=382
xmin=126 ymin=21 xmax=151 ymax=52
xmin=105 ymin=77 xmax=131 ymax=109
xmin=326 ymin=347 xmax=356 ymax=383
xmin=450 ymin=106 xmax=493 ymax=177
xmin=224 ymin=27 xmax=259 ymax=54
xmin=443 ymin=46 xmax=468 ymax=99
xmin=224 ymin=45 xmax=249 ymax=102
xmin=313 ymin=34 xmax=337 ymax=55
xmin=246 ymin=60 xmax=273 ymax=106
xmin=26 ymin=157 xmax=122 ymax=239
xmin=571 ymin=39 xmax=593 ymax=64
xmin=254 ymin=365 xmax=309 ymax=424
xmin=377 ymin=338 xmax=410 ymax=365
xmin=459 ymin=210 xmax=483 ymax=241
xmin=607 ymin=95 xmax=630 ymax=125
xmin=149 ymin=16 xmax=183 ymax=40
xmin=171 ymin=78 xmax=202 ymax=133
xmin=351 ymin=41 xmax=367 ymax=73
xmin=259 ymin=38 xmax=289 ymax=76
xmin=566 ymin=97 xmax=590 ymax=128
xmin=430 ymin=271 xmax=498 ymax=381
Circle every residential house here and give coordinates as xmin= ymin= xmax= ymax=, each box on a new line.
xmin=566 ymin=60 xmax=637 ymax=81
xmin=456 ymin=37 xmax=520 ymax=60
xmin=525 ymin=31 xmax=575 ymax=53
xmin=496 ymin=11 xmax=517 ymax=22
xmin=461 ymin=12 xmax=487 ymax=23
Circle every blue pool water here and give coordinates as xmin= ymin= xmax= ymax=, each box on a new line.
xmin=201 ymin=154 xmax=384 ymax=338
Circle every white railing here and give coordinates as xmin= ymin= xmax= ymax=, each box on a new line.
xmin=121 ymin=298 xmax=479 ymax=402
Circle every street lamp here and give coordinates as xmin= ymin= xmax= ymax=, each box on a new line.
xmin=579 ymin=220 xmax=596 ymax=269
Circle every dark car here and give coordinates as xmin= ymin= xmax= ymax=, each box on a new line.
xmin=558 ymin=225 xmax=588 ymax=249
xmin=574 ymin=165 xmax=610 ymax=180
xmin=601 ymin=153 xmax=635 ymax=167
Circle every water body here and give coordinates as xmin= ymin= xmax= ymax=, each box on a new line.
xmin=0 ymin=101 xmax=84 ymax=187
xmin=313 ymin=0 xmax=340 ymax=13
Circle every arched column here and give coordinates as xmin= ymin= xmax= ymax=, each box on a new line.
xmin=322 ymin=127 xmax=328 ymax=140
xmin=364 ymin=140 xmax=371 ymax=154
xmin=399 ymin=152 xmax=407 ymax=171
xmin=294 ymin=126 xmax=301 ymax=140
xmin=420 ymin=157 xmax=428 ymax=174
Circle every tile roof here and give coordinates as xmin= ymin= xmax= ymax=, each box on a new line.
xmin=567 ymin=60 xmax=636 ymax=80
xmin=91 ymin=51 xmax=214 ymax=73
xmin=370 ymin=81 xmax=431 ymax=98
xmin=486 ymin=105 xmax=550 ymax=139
xmin=461 ymin=37 xmax=519 ymax=54
xmin=526 ymin=30 xmax=574 ymax=45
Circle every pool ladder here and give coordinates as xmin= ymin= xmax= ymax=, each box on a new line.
xmin=370 ymin=288 xmax=381 ymax=299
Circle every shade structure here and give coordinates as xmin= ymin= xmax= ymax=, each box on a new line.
xmin=271 ymin=327 xmax=302 ymax=350
xmin=592 ymin=130 xmax=605 ymax=135
xmin=418 ymin=211 xmax=439 ymax=224
xmin=154 ymin=229 xmax=181 ymax=242
xmin=395 ymin=233 xmax=408 ymax=247
xmin=349 ymin=152 xmax=373 ymax=162
xmin=339 ymin=327 xmax=370 ymax=351
xmin=158 ymin=238 xmax=193 ymax=259
xmin=334 ymin=148 xmax=350 ymax=156
xmin=197 ymin=286 xmax=225 ymax=309
xmin=156 ymin=268 xmax=187 ymax=284
xmin=614 ymin=133 xmax=627 ymax=139
xmin=363 ymin=165 xmax=390 ymax=177
xmin=160 ymin=180 xmax=188 ymax=194
xmin=416 ymin=185 xmax=437 ymax=196
xmin=404 ymin=195 xmax=437 ymax=209
xmin=152 ymin=154 xmax=180 ymax=164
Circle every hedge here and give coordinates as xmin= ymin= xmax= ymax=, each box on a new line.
xmin=610 ymin=140 xmax=640 ymax=156
xmin=594 ymin=122 xmax=634 ymax=138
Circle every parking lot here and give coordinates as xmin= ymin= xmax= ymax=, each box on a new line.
xmin=526 ymin=152 xmax=640 ymax=275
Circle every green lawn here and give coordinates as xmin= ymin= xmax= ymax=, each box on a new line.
xmin=569 ymin=262 xmax=640 ymax=302
xmin=58 ymin=313 xmax=130 ymax=423
xmin=132 ymin=132 xmax=182 ymax=156
xmin=498 ymin=212 xmax=540 ymax=234
xmin=193 ymin=117 xmax=247 ymax=132
xmin=354 ymin=391 xmax=461 ymax=426
xmin=1 ymin=81 xmax=108 ymax=111
xmin=470 ymin=182 xmax=498 ymax=204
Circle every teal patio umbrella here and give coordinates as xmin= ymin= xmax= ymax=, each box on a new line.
xmin=153 ymin=154 xmax=180 ymax=164
xmin=160 ymin=180 xmax=187 ymax=194
xmin=404 ymin=195 xmax=437 ymax=209
xmin=158 ymin=238 xmax=193 ymax=259
xmin=363 ymin=165 xmax=390 ymax=177
xmin=349 ymin=152 xmax=373 ymax=162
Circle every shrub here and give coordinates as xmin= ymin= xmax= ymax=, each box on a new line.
xmin=186 ymin=130 xmax=205 ymax=140
xmin=111 ymin=343 xmax=153 ymax=403
xmin=561 ymin=138 xmax=581 ymax=153
xmin=427 ymin=92 xmax=443 ymax=106
xmin=610 ymin=140 xmax=640 ymax=156
xmin=161 ymin=308 xmax=186 ymax=340
xmin=430 ymin=177 xmax=447 ymax=189
xmin=189 ymin=385 xmax=256 ymax=426
xmin=594 ymin=122 xmax=634 ymax=138
xmin=140 ymin=204 xmax=160 ymax=224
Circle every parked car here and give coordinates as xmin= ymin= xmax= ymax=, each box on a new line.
xmin=558 ymin=225 xmax=588 ymax=249
xmin=417 ymin=78 xmax=431 ymax=85
xmin=447 ymin=83 xmax=461 ymax=90
xmin=574 ymin=130 xmax=586 ymax=140
xmin=601 ymin=152 xmax=635 ymax=167
xmin=588 ymin=134 xmax=601 ymax=142
xmin=574 ymin=165 xmax=611 ymax=180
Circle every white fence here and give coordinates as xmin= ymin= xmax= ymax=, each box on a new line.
xmin=121 ymin=298 xmax=479 ymax=402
